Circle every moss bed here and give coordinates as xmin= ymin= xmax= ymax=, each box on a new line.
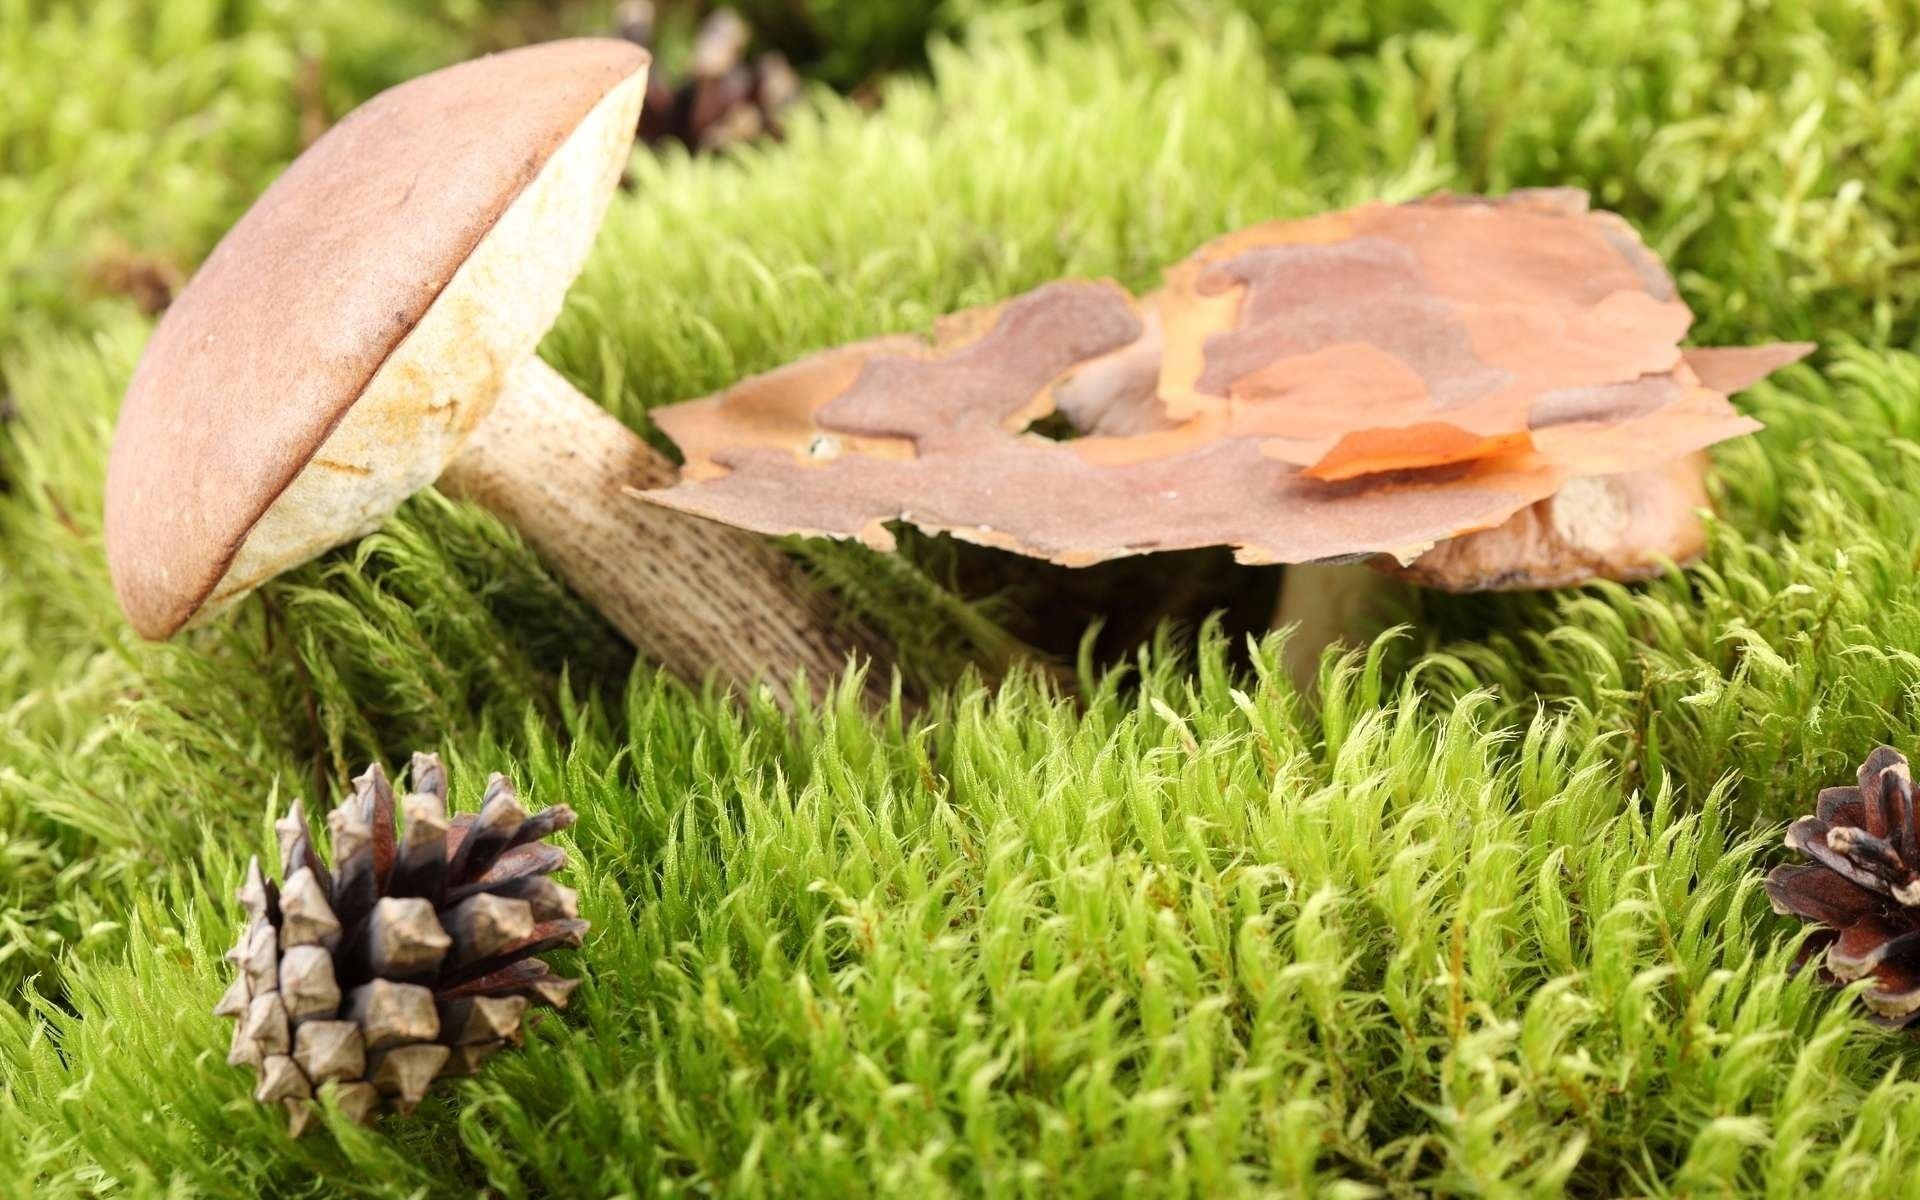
xmin=5 ymin=0 xmax=1920 ymax=1194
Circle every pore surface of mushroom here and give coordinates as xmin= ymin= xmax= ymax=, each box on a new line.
xmin=106 ymin=40 xmax=883 ymax=705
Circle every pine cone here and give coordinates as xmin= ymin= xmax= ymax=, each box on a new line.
xmin=214 ymin=754 xmax=586 ymax=1135
xmin=618 ymin=4 xmax=804 ymax=152
xmin=1766 ymin=745 xmax=1920 ymax=1026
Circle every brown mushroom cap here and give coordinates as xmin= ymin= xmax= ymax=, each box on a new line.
xmin=105 ymin=40 xmax=650 ymax=638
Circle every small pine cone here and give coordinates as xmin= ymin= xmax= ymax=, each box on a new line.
xmin=215 ymin=754 xmax=586 ymax=1136
xmin=687 ymin=7 xmax=751 ymax=82
xmin=753 ymin=51 xmax=802 ymax=125
xmin=614 ymin=0 xmax=655 ymax=48
xmin=631 ymin=7 xmax=803 ymax=153
xmin=1767 ymin=746 xmax=1920 ymax=1026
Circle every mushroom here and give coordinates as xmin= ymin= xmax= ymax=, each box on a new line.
xmin=631 ymin=192 xmax=1810 ymax=686
xmin=104 ymin=40 xmax=883 ymax=706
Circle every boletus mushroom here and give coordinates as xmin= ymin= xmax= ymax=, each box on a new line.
xmin=105 ymin=40 xmax=884 ymax=706
xmin=632 ymin=191 xmax=1810 ymax=685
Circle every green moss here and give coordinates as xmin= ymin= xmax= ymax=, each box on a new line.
xmin=5 ymin=0 xmax=1920 ymax=1193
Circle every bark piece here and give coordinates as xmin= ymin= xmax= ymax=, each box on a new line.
xmin=1153 ymin=191 xmax=1688 ymax=472
xmin=1682 ymin=343 xmax=1815 ymax=394
xmin=643 ymin=194 xmax=1809 ymax=579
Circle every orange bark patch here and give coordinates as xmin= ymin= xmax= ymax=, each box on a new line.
xmin=1302 ymin=425 xmax=1535 ymax=482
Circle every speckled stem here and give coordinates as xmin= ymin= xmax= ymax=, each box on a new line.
xmin=439 ymin=357 xmax=889 ymax=709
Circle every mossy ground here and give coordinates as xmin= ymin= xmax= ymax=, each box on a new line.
xmin=5 ymin=0 xmax=1920 ymax=1195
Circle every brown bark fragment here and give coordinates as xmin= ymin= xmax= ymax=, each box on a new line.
xmin=641 ymin=194 xmax=1810 ymax=582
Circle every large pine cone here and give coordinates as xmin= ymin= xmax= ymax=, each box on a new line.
xmin=1766 ymin=746 xmax=1920 ymax=1025
xmin=215 ymin=754 xmax=586 ymax=1135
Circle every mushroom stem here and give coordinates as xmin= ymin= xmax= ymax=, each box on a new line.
xmin=1272 ymin=562 xmax=1392 ymax=694
xmin=438 ymin=357 xmax=888 ymax=708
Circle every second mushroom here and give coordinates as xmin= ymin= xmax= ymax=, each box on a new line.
xmin=636 ymin=190 xmax=1811 ymax=680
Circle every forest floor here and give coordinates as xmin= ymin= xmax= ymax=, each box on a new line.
xmin=5 ymin=0 xmax=1920 ymax=1195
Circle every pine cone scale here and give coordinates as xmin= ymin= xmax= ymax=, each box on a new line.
xmin=358 ymin=765 xmax=399 ymax=884
xmin=441 ymin=1041 xmax=505 ymax=1077
xmin=452 ymin=842 xmax=570 ymax=901
xmin=436 ymin=956 xmax=577 ymax=1005
xmin=293 ymin=1020 xmax=365 ymax=1083
xmin=1826 ymin=912 xmax=1912 ymax=979
xmin=439 ymin=918 xmax=587 ymax=989
xmin=280 ymin=944 xmax=340 ymax=1019
xmin=1865 ymin=966 xmax=1920 ymax=1019
xmin=1817 ymin=785 xmax=1862 ymax=823
xmin=277 ymin=807 xmax=333 ymax=898
xmin=370 ymin=1044 xmax=450 ymax=1111
xmin=354 ymin=895 xmax=452 ymax=983
xmin=441 ymin=994 xmax=528 ymax=1045
xmin=1763 ymin=862 xmax=1880 ymax=926
xmin=1787 ymin=816 xmax=1897 ymax=897
xmin=280 ymin=868 xmax=342 ymax=948
xmin=256 ymin=1055 xmax=311 ymax=1104
xmin=445 ymin=893 xmax=534 ymax=967
xmin=392 ymin=794 xmax=449 ymax=898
